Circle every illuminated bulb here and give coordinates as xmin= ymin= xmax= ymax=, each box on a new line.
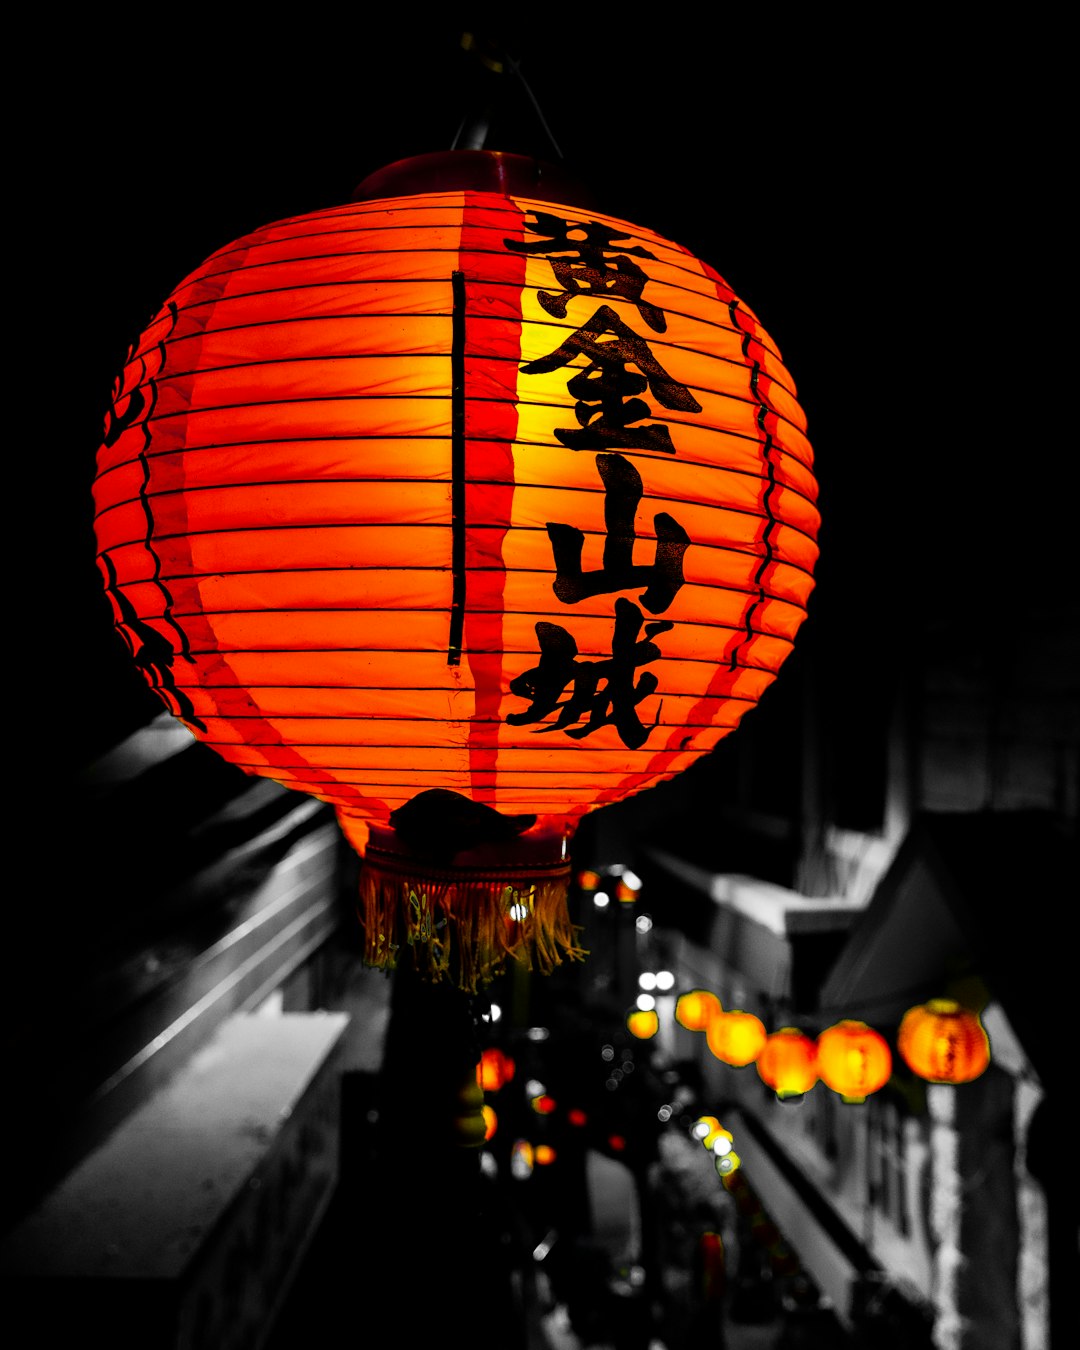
xmin=508 ymin=902 xmax=529 ymax=921
xmin=635 ymin=914 xmax=653 ymax=933
xmin=639 ymin=972 xmax=658 ymax=991
xmin=594 ymin=892 xmax=610 ymax=909
xmin=655 ymin=970 xmax=675 ymax=991
xmin=636 ymin=993 xmax=656 ymax=1011
xmin=621 ymin=869 xmax=643 ymax=890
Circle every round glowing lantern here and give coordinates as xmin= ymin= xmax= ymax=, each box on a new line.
xmin=93 ymin=149 xmax=818 ymax=991
xmin=898 ymin=999 xmax=991 ymax=1084
xmin=626 ymin=1008 xmax=660 ymax=1039
xmin=757 ymin=1027 xmax=818 ymax=1100
xmin=706 ymin=1008 xmax=767 ymax=1066
xmin=815 ymin=1020 xmax=892 ymax=1103
xmin=675 ymin=989 xmax=722 ymax=1032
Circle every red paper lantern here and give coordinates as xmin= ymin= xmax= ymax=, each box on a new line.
xmin=706 ymin=1008 xmax=767 ymax=1066
xmin=897 ymin=999 xmax=991 ymax=1084
xmin=756 ymin=1027 xmax=818 ymax=1100
xmin=815 ymin=1020 xmax=892 ymax=1102
xmin=93 ymin=150 xmax=818 ymax=989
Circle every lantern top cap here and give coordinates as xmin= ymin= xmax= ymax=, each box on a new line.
xmin=352 ymin=149 xmax=597 ymax=209
xmin=924 ymin=998 xmax=964 ymax=1015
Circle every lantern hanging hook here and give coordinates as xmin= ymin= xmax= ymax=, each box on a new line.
xmin=450 ymin=31 xmax=563 ymax=160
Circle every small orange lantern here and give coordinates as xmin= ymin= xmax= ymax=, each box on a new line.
xmin=626 ymin=1008 xmax=660 ymax=1039
xmin=481 ymin=1104 xmax=498 ymax=1141
xmin=675 ymin=989 xmax=722 ymax=1032
xmin=815 ymin=1020 xmax=892 ymax=1103
xmin=93 ymin=150 xmax=819 ymax=992
xmin=897 ymin=999 xmax=991 ymax=1084
xmin=756 ymin=1027 xmax=818 ymax=1100
xmin=706 ymin=1008 xmax=767 ymax=1066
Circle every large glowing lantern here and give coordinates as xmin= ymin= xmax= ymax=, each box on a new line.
xmin=897 ymin=999 xmax=991 ymax=1084
xmin=756 ymin=1027 xmax=818 ymax=1100
xmin=93 ymin=150 xmax=818 ymax=990
xmin=706 ymin=1008 xmax=767 ymax=1066
xmin=815 ymin=1020 xmax=892 ymax=1103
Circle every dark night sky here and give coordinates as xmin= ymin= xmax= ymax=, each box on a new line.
xmin=22 ymin=19 xmax=1067 ymax=812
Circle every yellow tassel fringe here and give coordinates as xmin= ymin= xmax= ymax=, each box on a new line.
xmin=358 ymin=852 xmax=586 ymax=993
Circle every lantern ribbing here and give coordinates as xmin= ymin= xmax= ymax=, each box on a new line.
xmin=94 ymin=155 xmax=818 ymax=987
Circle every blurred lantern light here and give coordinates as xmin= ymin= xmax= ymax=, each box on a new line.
xmin=715 ymin=1151 xmax=741 ymax=1176
xmin=93 ymin=149 xmax=819 ymax=996
xmin=482 ymin=1004 xmax=503 ymax=1024
xmin=626 ymin=1008 xmax=660 ymax=1039
xmin=676 ymin=989 xmax=722 ymax=1032
xmin=577 ymin=870 xmax=602 ymax=892
xmin=568 ymin=1108 xmax=588 ymax=1127
xmin=711 ymin=1129 xmax=734 ymax=1157
xmin=477 ymin=1046 xmax=516 ymax=1092
xmin=655 ymin=970 xmax=675 ymax=991
xmin=816 ymin=1020 xmax=892 ymax=1103
xmin=453 ymin=1073 xmax=488 ymax=1148
xmin=691 ymin=1115 xmax=722 ymax=1145
xmin=511 ymin=1139 xmax=535 ymax=1179
xmin=615 ymin=879 xmax=639 ymax=903
xmin=706 ymin=1008 xmax=767 ymax=1066
xmin=898 ymin=999 xmax=991 ymax=1084
xmin=636 ymin=993 xmax=657 ymax=1012
xmin=532 ymin=1093 xmax=557 ymax=1114
xmin=535 ymin=1144 xmax=557 ymax=1165
xmin=525 ymin=1078 xmax=546 ymax=1097
xmin=594 ymin=893 xmax=611 ymax=910
xmin=639 ymin=972 xmax=658 ymax=991
xmin=608 ymin=1135 xmax=627 ymax=1152
xmin=757 ymin=1028 xmax=819 ymax=1101
xmin=635 ymin=915 xmax=654 ymax=934
xmin=481 ymin=1104 xmax=498 ymax=1140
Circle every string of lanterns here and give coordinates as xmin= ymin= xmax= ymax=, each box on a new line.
xmin=623 ymin=988 xmax=992 ymax=1101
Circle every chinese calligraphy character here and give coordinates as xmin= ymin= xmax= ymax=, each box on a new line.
xmin=505 ymin=211 xmax=666 ymax=331
xmin=521 ymin=304 xmax=702 ymax=454
xmin=507 ymin=597 xmax=673 ymax=749
xmin=546 ymin=453 xmax=689 ymax=614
